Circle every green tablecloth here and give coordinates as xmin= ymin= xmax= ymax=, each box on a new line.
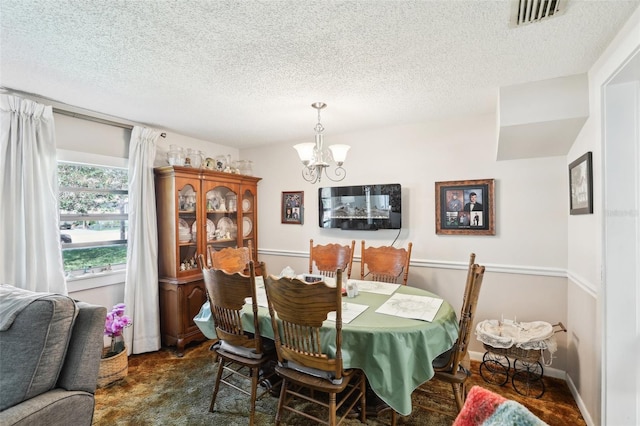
xmin=194 ymin=283 xmax=458 ymax=416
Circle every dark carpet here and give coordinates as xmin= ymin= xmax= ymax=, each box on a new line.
xmin=93 ymin=340 xmax=586 ymax=425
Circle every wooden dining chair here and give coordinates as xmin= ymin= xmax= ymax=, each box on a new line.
xmin=360 ymin=241 xmax=413 ymax=285
xmin=207 ymin=245 xmax=251 ymax=274
xmin=263 ymin=269 xmax=367 ymax=426
xmin=200 ymin=258 xmax=276 ymax=426
xmin=309 ymin=239 xmax=356 ymax=279
xmin=412 ymin=253 xmax=485 ymax=416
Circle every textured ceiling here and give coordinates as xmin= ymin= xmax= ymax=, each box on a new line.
xmin=1 ymin=0 xmax=638 ymax=148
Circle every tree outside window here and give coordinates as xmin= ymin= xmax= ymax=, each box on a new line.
xmin=58 ymin=163 xmax=128 ymax=273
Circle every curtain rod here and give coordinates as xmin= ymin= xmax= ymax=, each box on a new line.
xmin=52 ymin=108 xmax=133 ymax=131
xmin=1 ymin=86 xmax=166 ymax=137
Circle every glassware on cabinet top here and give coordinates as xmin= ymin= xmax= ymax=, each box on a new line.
xmin=234 ymin=160 xmax=253 ymax=176
xmin=204 ymin=157 xmax=216 ymax=170
xmin=187 ymin=149 xmax=204 ymax=168
xmin=214 ymin=155 xmax=227 ymax=171
xmin=167 ymin=145 xmax=185 ymax=166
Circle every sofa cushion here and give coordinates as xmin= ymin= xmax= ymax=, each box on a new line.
xmin=0 ymin=388 xmax=95 ymax=426
xmin=453 ymin=385 xmax=547 ymax=426
xmin=0 ymin=293 xmax=78 ymax=411
xmin=57 ymin=302 xmax=107 ymax=393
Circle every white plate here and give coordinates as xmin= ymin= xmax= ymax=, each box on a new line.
xmin=191 ymin=219 xmax=216 ymax=241
xmin=242 ymin=199 xmax=251 ymax=212
xmin=206 ymin=219 xmax=216 ymax=240
xmin=217 ymin=217 xmax=234 ymax=238
xmin=243 ymin=217 xmax=252 ymax=237
xmin=178 ymin=219 xmax=191 ymax=242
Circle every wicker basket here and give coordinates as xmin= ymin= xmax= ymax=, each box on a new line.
xmin=483 ymin=343 xmax=542 ymax=364
xmin=98 ymin=346 xmax=128 ymax=387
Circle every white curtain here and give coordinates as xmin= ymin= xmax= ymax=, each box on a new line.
xmin=124 ymin=126 xmax=160 ymax=354
xmin=0 ymin=94 xmax=66 ymax=294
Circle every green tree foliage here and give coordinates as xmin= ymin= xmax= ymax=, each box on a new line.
xmin=58 ymin=163 xmax=129 ymax=271
xmin=58 ymin=164 xmax=128 ymax=214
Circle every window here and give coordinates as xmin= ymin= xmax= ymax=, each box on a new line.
xmin=58 ymin=162 xmax=128 ymax=273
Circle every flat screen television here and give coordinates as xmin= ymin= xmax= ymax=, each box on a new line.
xmin=318 ymin=184 xmax=402 ymax=230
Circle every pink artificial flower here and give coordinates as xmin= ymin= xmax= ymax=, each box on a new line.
xmin=112 ymin=303 xmax=126 ymax=316
xmin=104 ymin=303 xmax=132 ymax=338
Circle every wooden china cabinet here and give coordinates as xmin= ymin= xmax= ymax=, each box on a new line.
xmin=154 ymin=165 xmax=261 ymax=356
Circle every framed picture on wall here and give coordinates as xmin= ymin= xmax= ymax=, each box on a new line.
xmin=282 ymin=191 xmax=304 ymax=224
xmin=435 ymin=179 xmax=495 ymax=235
xmin=569 ymin=152 xmax=593 ymax=215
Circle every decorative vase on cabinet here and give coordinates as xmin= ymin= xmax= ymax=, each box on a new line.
xmin=154 ymin=165 xmax=261 ymax=356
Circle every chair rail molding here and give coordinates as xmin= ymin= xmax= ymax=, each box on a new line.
xmin=258 ymin=248 xmax=567 ymax=278
xmin=566 ymin=270 xmax=597 ymax=298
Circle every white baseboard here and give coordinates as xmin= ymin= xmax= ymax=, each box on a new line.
xmin=565 ymin=373 xmax=595 ymax=426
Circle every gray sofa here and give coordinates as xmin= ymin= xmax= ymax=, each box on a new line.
xmin=0 ymin=285 xmax=106 ymax=426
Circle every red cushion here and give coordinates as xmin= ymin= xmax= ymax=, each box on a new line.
xmin=453 ymin=385 xmax=507 ymax=426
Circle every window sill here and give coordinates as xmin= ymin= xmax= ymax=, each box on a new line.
xmin=66 ymin=269 xmax=126 ymax=293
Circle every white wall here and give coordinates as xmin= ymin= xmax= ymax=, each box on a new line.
xmin=243 ymin=112 xmax=570 ymax=370
xmin=245 ymin=113 xmax=568 ymax=267
xmin=566 ymin=7 xmax=640 ymax=426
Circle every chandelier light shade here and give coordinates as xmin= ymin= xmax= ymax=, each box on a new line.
xmin=293 ymin=102 xmax=350 ymax=183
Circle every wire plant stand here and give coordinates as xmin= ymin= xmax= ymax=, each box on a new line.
xmin=476 ymin=320 xmax=566 ymax=398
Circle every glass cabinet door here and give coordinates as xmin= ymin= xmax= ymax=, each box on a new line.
xmin=205 ymin=184 xmax=238 ymax=265
xmin=241 ymin=188 xmax=256 ymax=257
xmin=177 ymin=183 xmax=198 ymax=275
xmin=155 ymin=166 xmax=260 ymax=279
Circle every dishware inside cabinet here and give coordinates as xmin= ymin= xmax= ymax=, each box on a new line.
xmin=154 ymin=166 xmax=262 ymax=355
xmin=241 ymin=188 xmax=257 ymax=254
xmin=177 ymin=183 xmax=198 ymax=274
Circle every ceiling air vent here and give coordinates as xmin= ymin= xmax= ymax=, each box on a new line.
xmin=510 ymin=0 xmax=565 ymax=27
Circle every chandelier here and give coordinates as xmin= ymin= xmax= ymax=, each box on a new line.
xmin=293 ymin=102 xmax=350 ymax=183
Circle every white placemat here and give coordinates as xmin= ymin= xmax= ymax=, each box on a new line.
xmin=245 ymin=276 xmax=269 ymax=307
xmin=375 ymin=293 xmax=443 ymax=322
xmin=348 ymin=279 xmax=399 ymax=295
xmin=327 ymin=303 xmax=368 ymax=324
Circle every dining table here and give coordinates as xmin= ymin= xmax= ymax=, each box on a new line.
xmin=194 ymin=277 xmax=459 ymax=416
